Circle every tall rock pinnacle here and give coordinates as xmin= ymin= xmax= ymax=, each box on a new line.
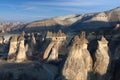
xmin=16 ymin=35 xmax=27 ymax=62
xmin=43 ymin=30 xmax=66 ymax=61
xmin=62 ymin=31 xmax=92 ymax=80
xmin=93 ymin=36 xmax=110 ymax=80
xmin=7 ymin=35 xmax=18 ymax=61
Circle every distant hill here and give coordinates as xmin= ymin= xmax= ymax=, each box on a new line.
xmin=70 ymin=7 xmax=120 ymax=30
xmin=23 ymin=15 xmax=78 ymax=32
xmin=20 ymin=7 xmax=120 ymax=32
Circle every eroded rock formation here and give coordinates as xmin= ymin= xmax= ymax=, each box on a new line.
xmin=43 ymin=41 xmax=55 ymax=59
xmin=7 ymin=33 xmax=27 ymax=62
xmin=7 ymin=35 xmax=18 ymax=61
xmin=31 ymin=33 xmax=36 ymax=46
xmin=43 ymin=30 xmax=66 ymax=61
xmin=62 ymin=32 xmax=92 ymax=80
xmin=47 ymin=42 xmax=60 ymax=61
xmin=46 ymin=30 xmax=66 ymax=41
xmin=93 ymin=36 xmax=110 ymax=80
xmin=16 ymin=35 xmax=27 ymax=62
xmin=0 ymin=37 xmax=3 ymax=44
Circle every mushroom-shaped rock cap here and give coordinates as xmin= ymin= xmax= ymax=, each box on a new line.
xmin=22 ymin=31 xmax=25 ymax=36
xmin=98 ymin=36 xmax=108 ymax=49
xmin=10 ymin=34 xmax=19 ymax=42
xmin=99 ymin=36 xmax=108 ymax=44
xmin=18 ymin=36 xmax=24 ymax=41
xmin=31 ymin=33 xmax=34 ymax=36
xmin=72 ymin=35 xmax=81 ymax=45
xmin=101 ymin=36 xmax=107 ymax=41
xmin=57 ymin=30 xmax=66 ymax=37
xmin=79 ymin=31 xmax=88 ymax=44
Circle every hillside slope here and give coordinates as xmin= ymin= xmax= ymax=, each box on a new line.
xmin=22 ymin=7 xmax=120 ymax=32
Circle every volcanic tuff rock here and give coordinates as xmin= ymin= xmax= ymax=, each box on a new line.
xmin=0 ymin=37 xmax=3 ymax=44
xmin=79 ymin=32 xmax=93 ymax=80
xmin=43 ymin=30 xmax=66 ymax=61
xmin=7 ymin=35 xmax=19 ymax=61
xmin=47 ymin=42 xmax=59 ymax=61
xmin=43 ymin=41 xmax=55 ymax=60
xmin=31 ymin=33 xmax=36 ymax=46
xmin=27 ymin=33 xmax=37 ymax=57
xmin=62 ymin=32 xmax=92 ymax=80
xmin=46 ymin=30 xmax=66 ymax=41
xmin=93 ymin=36 xmax=110 ymax=80
xmin=16 ymin=35 xmax=27 ymax=62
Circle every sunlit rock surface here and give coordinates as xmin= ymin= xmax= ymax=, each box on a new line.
xmin=62 ymin=32 xmax=92 ymax=80
xmin=43 ymin=30 xmax=66 ymax=61
xmin=16 ymin=35 xmax=27 ymax=62
xmin=7 ymin=35 xmax=19 ymax=61
xmin=93 ymin=36 xmax=110 ymax=80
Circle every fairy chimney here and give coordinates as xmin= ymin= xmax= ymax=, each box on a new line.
xmin=62 ymin=32 xmax=92 ymax=80
xmin=7 ymin=35 xmax=18 ymax=61
xmin=93 ymin=36 xmax=110 ymax=80
xmin=16 ymin=36 xmax=27 ymax=62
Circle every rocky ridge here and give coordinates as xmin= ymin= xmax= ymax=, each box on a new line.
xmin=18 ymin=7 xmax=120 ymax=33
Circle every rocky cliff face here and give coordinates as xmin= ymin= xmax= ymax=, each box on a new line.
xmin=62 ymin=32 xmax=92 ymax=80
